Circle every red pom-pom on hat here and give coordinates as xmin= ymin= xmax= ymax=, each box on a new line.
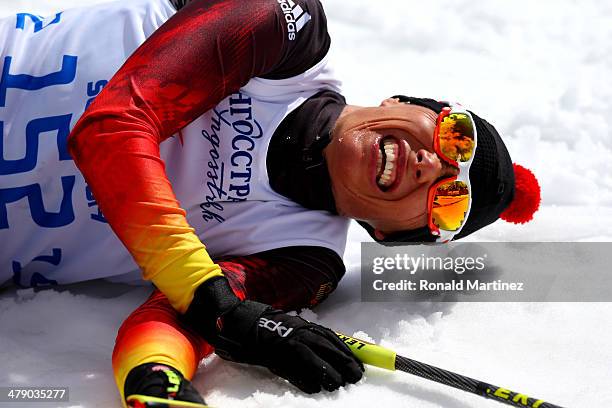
xmin=500 ymin=164 xmax=541 ymax=224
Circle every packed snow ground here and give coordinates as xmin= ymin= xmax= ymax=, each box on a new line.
xmin=1 ymin=0 xmax=611 ymax=407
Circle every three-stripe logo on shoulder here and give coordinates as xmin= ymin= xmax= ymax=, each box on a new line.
xmin=277 ymin=0 xmax=312 ymax=41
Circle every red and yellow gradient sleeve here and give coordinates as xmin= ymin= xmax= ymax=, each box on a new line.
xmin=68 ymin=0 xmax=289 ymax=312
xmin=112 ymin=290 xmax=215 ymax=405
xmin=112 ymin=262 xmax=252 ymax=405
xmin=112 ymin=249 xmax=341 ymax=404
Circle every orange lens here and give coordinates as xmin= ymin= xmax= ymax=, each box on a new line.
xmin=431 ymin=181 xmax=470 ymax=231
xmin=438 ymin=113 xmax=475 ymax=162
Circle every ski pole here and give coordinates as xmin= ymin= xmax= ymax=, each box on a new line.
xmin=337 ymin=333 xmax=566 ymax=408
xmin=127 ymin=394 xmax=210 ymax=408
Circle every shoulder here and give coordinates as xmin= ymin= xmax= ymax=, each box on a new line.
xmin=167 ymin=0 xmax=190 ymax=10
xmin=169 ymin=0 xmax=331 ymax=80
xmin=263 ymin=0 xmax=331 ymax=79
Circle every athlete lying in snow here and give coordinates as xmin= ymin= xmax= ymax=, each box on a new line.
xmin=0 ymin=0 xmax=540 ymax=406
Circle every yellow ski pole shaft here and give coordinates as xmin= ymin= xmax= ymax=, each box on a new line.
xmin=336 ymin=333 xmax=566 ymax=408
xmin=126 ymin=394 xmax=210 ymax=408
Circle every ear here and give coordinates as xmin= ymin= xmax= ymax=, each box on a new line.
xmin=373 ymin=229 xmax=387 ymax=241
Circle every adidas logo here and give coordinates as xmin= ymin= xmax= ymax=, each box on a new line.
xmin=277 ymin=0 xmax=312 ymax=41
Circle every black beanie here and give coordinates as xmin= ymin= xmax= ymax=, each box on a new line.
xmin=360 ymin=96 xmax=515 ymax=244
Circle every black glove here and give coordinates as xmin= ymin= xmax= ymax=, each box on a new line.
xmin=124 ymin=363 xmax=206 ymax=405
xmin=183 ymin=277 xmax=364 ymax=393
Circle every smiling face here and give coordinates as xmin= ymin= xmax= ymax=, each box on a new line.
xmin=324 ymin=98 xmax=457 ymax=238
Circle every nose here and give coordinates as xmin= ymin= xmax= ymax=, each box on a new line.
xmin=414 ymin=149 xmax=443 ymax=184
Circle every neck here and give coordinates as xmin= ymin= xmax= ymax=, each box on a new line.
xmin=267 ymin=90 xmax=347 ymax=213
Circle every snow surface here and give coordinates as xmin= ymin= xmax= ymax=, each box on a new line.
xmin=1 ymin=0 xmax=611 ymax=407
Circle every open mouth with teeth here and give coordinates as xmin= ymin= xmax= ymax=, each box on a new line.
xmin=376 ymin=137 xmax=400 ymax=190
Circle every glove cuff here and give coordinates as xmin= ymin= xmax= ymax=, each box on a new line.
xmin=184 ymin=276 xmax=273 ymax=360
xmin=213 ymin=300 xmax=271 ymax=361
xmin=182 ymin=276 xmax=241 ymax=341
